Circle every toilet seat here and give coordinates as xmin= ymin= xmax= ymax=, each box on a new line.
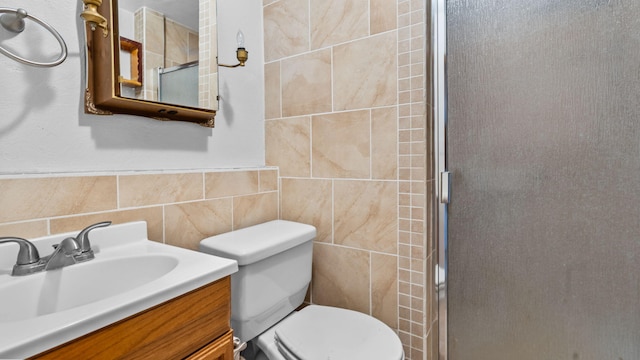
xmin=270 ymin=305 xmax=404 ymax=360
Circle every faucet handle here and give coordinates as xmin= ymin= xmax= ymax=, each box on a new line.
xmin=0 ymin=237 xmax=40 ymax=265
xmin=76 ymin=221 xmax=112 ymax=253
xmin=0 ymin=237 xmax=44 ymax=275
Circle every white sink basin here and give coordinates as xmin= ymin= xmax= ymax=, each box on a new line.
xmin=0 ymin=254 xmax=178 ymax=322
xmin=0 ymin=221 xmax=238 ymax=358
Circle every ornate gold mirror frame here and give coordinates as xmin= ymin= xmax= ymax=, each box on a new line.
xmin=83 ymin=0 xmax=215 ymax=127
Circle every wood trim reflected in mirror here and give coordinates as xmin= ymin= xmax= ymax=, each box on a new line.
xmin=84 ymin=0 xmax=216 ymax=127
xmin=119 ymin=37 xmax=142 ymax=87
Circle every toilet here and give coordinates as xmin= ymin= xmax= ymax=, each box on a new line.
xmin=199 ymin=220 xmax=404 ymax=360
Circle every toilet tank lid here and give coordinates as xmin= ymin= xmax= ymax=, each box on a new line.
xmin=199 ymin=220 xmax=316 ymax=266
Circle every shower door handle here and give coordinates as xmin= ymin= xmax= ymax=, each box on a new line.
xmin=440 ymin=171 xmax=450 ymax=204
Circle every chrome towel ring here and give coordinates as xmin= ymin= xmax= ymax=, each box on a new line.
xmin=0 ymin=7 xmax=67 ymax=67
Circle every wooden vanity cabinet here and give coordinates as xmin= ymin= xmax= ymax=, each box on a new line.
xmin=32 ymin=276 xmax=233 ymax=360
xmin=186 ymin=330 xmax=234 ymax=360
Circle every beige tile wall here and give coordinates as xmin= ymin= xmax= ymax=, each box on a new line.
xmin=0 ymin=169 xmax=279 ymax=252
xmin=263 ymin=0 xmax=433 ymax=359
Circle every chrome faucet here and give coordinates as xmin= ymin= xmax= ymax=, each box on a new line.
xmin=0 ymin=221 xmax=112 ymax=276
xmin=43 ymin=237 xmax=82 ymax=271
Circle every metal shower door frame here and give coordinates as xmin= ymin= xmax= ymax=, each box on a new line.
xmin=430 ymin=0 xmax=448 ymax=359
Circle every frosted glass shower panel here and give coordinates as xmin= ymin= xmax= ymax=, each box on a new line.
xmin=446 ymin=1 xmax=640 ymax=359
xmin=158 ymin=62 xmax=199 ymax=108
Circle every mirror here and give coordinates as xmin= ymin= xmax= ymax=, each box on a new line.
xmin=117 ymin=0 xmax=218 ymax=111
xmin=84 ymin=0 xmax=218 ymax=127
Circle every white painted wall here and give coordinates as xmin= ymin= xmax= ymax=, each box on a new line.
xmin=0 ymin=0 xmax=264 ymax=174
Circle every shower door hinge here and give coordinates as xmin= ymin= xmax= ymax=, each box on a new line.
xmin=440 ymin=171 xmax=450 ymax=204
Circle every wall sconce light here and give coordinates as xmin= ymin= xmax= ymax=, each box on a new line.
xmin=219 ymin=30 xmax=248 ymax=68
xmin=80 ymin=0 xmax=109 ymax=37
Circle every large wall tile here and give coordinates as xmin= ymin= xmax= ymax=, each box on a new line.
xmin=165 ymin=19 xmax=189 ymax=65
xmin=119 ymin=173 xmax=203 ymax=207
xmin=142 ymin=8 xmax=164 ymax=55
xmin=259 ymin=169 xmax=279 ymax=192
xmin=265 ymin=62 xmax=281 ymax=119
xmin=372 ymin=106 xmax=399 ymax=180
xmin=205 ymin=171 xmax=259 ymax=198
xmin=281 ymin=50 xmax=332 ymax=117
xmin=311 ymin=110 xmax=370 ymax=178
xmin=333 ymin=31 xmax=398 ymax=110
xmin=0 ymin=177 xmax=117 ymax=223
xmin=310 ymin=0 xmax=369 ymax=49
xmin=188 ymin=31 xmax=199 ymax=62
xmin=371 ymin=0 xmax=398 ymax=34
xmin=164 ymin=199 xmax=233 ymax=250
xmin=372 ymin=252 xmax=399 ymax=329
xmin=312 ymin=243 xmax=370 ymax=314
xmin=263 ymin=0 xmax=309 ymax=62
xmin=50 ymin=207 xmax=164 ymax=242
xmin=334 ymin=180 xmax=397 ymax=253
xmin=0 ymin=221 xmax=48 ymax=239
xmin=281 ymin=178 xmax=332 ymax=243
xmin=266 ymin=117 xmax=311 ymax=177
xmin=233 ymin=192 xmax=279 ymax=229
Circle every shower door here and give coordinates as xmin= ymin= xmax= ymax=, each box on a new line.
xmin=158 ymin=62 xmax=199 ymax=108
xmin=445 ymin=1 xmax=640 ymax=359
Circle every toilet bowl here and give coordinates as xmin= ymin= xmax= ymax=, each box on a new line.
xmin=200 ymin=220 xmax=404 ymax=360
xmin=252 ymin=305 xmax=403 ymax=360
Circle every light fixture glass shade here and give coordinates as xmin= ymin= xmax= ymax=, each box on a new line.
xmin=236 ymin=30 xmax=245 ymax=48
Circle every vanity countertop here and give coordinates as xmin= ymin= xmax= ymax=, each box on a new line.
xmin=0 ymin=221 xmax=238 ymax=359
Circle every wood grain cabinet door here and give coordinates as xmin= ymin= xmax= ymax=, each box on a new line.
xmin=186 ymin=331 xmax=234 ymax=360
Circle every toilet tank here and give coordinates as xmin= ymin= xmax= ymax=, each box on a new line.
xmin=199 ymin=220 xmax=316 ymax=342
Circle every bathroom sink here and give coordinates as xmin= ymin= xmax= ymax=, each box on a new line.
xmin=0 ymin=254 xmax=179 ymax=322
xmin=0 ymin=221 xmax=238 ymax=359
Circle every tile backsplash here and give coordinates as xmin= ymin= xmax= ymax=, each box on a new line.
xmin=0 ymin=169 xmax=279 ymax=251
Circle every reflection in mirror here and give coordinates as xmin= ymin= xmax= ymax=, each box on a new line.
xmin=117 ymin=0 xmax=218 ymax=111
